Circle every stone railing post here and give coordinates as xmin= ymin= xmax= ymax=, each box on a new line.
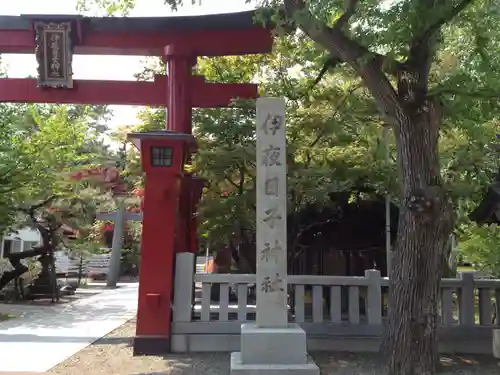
xmin=494 ymin=329 xmax=500 ymax=359
xmin=365 ymin=269 xmax=382 ymax=325
xmin=458 ymin=272 xmax=475 ymax=326
xmin=173 ymin=252 xmax=195 ymax=322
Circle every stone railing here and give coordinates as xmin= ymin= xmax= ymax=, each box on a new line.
xmin=171 ymin=253 xmax=500 ymax=353
xmin=174 ymin=253 xmax=500 ymax=327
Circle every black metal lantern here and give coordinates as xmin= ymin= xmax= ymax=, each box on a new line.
xmin=150 ymin=146 xmax=173 ymax=167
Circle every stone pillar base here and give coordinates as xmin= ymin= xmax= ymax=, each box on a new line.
xmin=230 ymin=323 xmax=319 ymax=375
xmin=230 ymin=353 xmax=320 ymax=375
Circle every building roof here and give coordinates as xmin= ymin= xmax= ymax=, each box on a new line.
xmin=469 ymin=178 xmax=500 ymax=225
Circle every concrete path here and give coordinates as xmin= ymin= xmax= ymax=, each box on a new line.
xmin=0 ymin=283 xmax=138 ymax=372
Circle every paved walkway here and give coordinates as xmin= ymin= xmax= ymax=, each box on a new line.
xmin=0 ymin=283 xmax=138 ymax=372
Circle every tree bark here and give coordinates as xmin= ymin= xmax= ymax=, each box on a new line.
xmin=381 ymin=100 xmax=454 ymax=375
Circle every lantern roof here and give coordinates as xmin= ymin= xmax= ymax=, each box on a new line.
xmin=127 ymin=130 xmax=196 ymax=151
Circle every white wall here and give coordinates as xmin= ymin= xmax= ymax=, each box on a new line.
xmin=0 ymin=227 xmax=42 ymax=258
xmin=7 ymin=228 xmax=42 ymax=243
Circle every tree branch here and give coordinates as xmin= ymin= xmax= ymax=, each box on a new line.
xmin=413 ymin=0 xmax=475 ymax=49
xmin=283 ymin=0 xmax=405 ymax=124
xmin=289 ymin=218 xmax=338 ymax=261
xmin=309 ymin=56 xmax=342 ymax=89
xmin=0 ymin=244 xmax=49 ymax=292
xmin=333 ymin=0 xmax=360 ymax=31
xmin=17 ymin=195 xmax=59 ymax=249
xmin=21 ymin=195 xmax=59 ymax=215
xmin=406 ymin=0 xmax=475 ymax=92
xmin=284 ymin=0 xmax=402 ymax=76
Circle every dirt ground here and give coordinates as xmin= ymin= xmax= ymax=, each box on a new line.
xmin=47 ymin=319 xmax=500 ymax=375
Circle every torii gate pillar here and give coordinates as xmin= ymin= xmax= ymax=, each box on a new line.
xmin=164 ymin=44 xmax=196 ymax=134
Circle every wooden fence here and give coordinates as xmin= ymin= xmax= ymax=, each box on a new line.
xmin=171 ymin=253 xmax=500 ymax=354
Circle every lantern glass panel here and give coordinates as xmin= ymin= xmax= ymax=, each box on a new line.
xmin=150 ymin=146 xmax=173 ymax=167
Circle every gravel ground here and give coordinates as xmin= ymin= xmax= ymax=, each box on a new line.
xmin=48 ymin=319 xmax=500 ymax=375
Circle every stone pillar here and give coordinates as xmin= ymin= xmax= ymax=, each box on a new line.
xmin=230 ymin=98 xmax=319 ymax=375
xmin=97 ymin=206 xmax=142 ymax=288
xmin=106 ymin=200 xmax=125 ymax=287
xmin=254 ymin=97 xmax=288 ymax=328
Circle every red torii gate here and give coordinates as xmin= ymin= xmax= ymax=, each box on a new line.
xmin=0 ymin=11 xmax=273 ymax=354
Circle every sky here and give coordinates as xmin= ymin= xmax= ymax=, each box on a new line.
xmin=1 ymin=0 xmax=254 ymax=129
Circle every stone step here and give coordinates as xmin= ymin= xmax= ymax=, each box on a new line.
xmin=230 ymin=352 xmax=320 ymax=375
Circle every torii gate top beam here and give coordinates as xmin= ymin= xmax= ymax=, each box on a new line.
xmin=0 ymin=10 xmax=274 ymax=133
xmin=0 ymin=11 xmax=272 ymax=56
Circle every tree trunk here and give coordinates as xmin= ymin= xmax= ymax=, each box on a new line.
xmin=0 ymin=247 xmax=47 ymax=291
xmin=0 ymin=267 xmax=29 ymax=291
xmin=382 ymin=101 xmax=454 ymax=375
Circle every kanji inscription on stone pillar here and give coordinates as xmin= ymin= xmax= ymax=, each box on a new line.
xmin=256 ymin=97 xmax=288 ymax=328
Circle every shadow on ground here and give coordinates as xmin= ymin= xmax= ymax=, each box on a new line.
xmin=128 ymin=352 xmax=500 ymax=375
xmin=46 ymin=318 xmax=500 ymax=375
xmin=308 ymin=352 xmax=499 ymax=373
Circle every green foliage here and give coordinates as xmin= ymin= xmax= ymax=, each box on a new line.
xmin=0 ymin=102 xmax=119 ymax=256
xmin=78 ymin=0 xmax=500 ymax=279
xmin=458 ymin=221 xmax=500 ymax=277
xmin=110 ymin=24 xmax=498 ymax=255
xmin=76 ymin=0 xmax=137 ymax=15
xmin=181 ymin=37 xmax=398 ymax=245
xmin=0 ymin=105 xmax=24 ymax=229
xmin=14 ymin=106 xmax=87 ymax=197
xmin=194 ymin=106 xmax=257 ymax=243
